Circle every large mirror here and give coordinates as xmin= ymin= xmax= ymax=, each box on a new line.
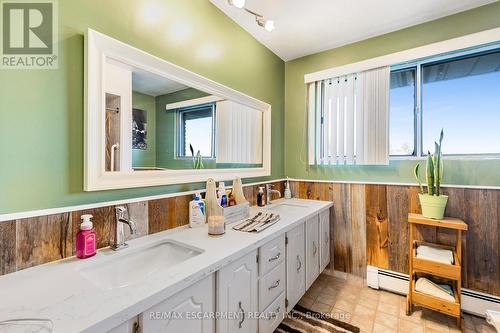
xmin=85 ymin=29 xmax=270 ymax=191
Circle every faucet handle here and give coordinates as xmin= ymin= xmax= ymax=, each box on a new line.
xmin=115 ymin=206 xmax=127 ymax=219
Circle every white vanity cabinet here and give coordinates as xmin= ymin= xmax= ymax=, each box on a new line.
xmin=107 ymin=316 xmax=140 ymax=333
xmin=285 ymin=222 xmax=306 ymax=312
xmin=216 ymin=250 xmax=258 ymax=333
xmin=140 ymin=274 xmax=215 ymax=333
xmin=102 ymin=203 xmax=332 ymax=333
xmin=305 ymin=215 xmax=320 ymax=290
xmin=258 ymin=235 xmax=286 ymax=333
xmin=319 ymin=209 xmax=330 ymax=272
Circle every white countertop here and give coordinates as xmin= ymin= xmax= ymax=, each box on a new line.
xmin=0 ymin=198 xmax=332 ymax=333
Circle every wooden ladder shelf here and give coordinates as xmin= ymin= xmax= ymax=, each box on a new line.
xmin=406 ymin=213 xmax=468 ymax=329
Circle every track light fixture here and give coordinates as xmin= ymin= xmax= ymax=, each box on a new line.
xmin=227 ymin=0 xmax=275 ymax=32
xmin=228 ymin=0 xmax=245 ymax=8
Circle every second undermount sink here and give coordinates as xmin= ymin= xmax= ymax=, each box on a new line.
xmin=76 ymin=240 xmax=203 ymax=290
xmin=264 ymin=202 xmax=308 ymax=213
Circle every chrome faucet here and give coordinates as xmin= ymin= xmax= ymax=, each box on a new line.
xmin=265 ymin=184 xmax=281 ymax=205
xmin=112 ymin=206 xmax=137 ymax=250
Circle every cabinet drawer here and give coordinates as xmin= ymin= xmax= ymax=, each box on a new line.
xmin=259 ymin=234 xmax=285 ymax=276
xmin=259 ymin=260 xmax=285 ymax=311
xmin=259 ymin=292 xmax=286 ymax=333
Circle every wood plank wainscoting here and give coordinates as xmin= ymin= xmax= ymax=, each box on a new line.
xmin=0 ymin=181 xmax=284 ymax=276
xmin=0 ymin=179 xmax=498 ymax=299
xmin=289 ymin=181 xmax=500 ymax=298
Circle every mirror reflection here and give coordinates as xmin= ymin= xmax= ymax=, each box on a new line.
xmin=104 ymin=58 xmax=264 ymax=172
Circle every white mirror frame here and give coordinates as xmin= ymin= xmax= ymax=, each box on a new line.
xmin=85 ymin=29 xmax=271 ymax=191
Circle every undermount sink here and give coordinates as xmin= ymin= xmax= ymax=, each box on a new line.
xmin=264 ymin=202 xmax=308 ymax=213
xmin=76 ymin=240 xmax=203 ymax=290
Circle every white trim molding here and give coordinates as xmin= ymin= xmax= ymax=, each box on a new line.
xmin=165 ymin=95 xmax=225 ymax=110
xmin=3 ymin=177 xmax=500 ymax=223
xmin=304 ymin=27 xmax=500 ymax=83
xmin=85 ymin=29 xmax=271 ymax=191
xmin=0 ymin=178 xmax=286 ymax=223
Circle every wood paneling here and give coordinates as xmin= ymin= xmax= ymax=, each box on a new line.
xmin=125 ymin=201 xmax=149 ymax=240
xmin=350 ymin=184 xmax=366 ymax=277
xmin=1 ymin=180 xmax=498 ymax=298
xmin=16 ymin=213 xmax=72 ymax=270
xmin=386 ymin=186 xmax=411 ymax=274
xmin=365 ymin=185 xmax=389 ymax=269
xmin=72 ymin=207 xmax=115 ymax=251
xmin=464 ymin=189 xmax=499 ymax=295
xmin=288 ymin=181 xmax=500 ymax=297
xmin=0 ymin=220 xmax=16 ymax=274
xmin=148 ymin=198 xmax=175 ymax=234
xmin=331 ymin=184 xmax=352 ymax=273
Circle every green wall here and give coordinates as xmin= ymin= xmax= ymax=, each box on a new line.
xmin=132 ymin=91 xmax=156 ymax=168
xmin=0 ymin=0 xmax=285 ymax=214
xmin=284 ymin=2 xmax=500 ymax=187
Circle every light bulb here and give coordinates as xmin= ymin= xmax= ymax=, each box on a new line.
xmin=264 ymin=20 xmax=275 ymax=32
xmin=229 ymin=0 xmax=245 ymax=9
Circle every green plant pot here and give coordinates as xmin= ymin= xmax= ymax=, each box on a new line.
xmin=418 ymin=193 xmax=448 ymax=219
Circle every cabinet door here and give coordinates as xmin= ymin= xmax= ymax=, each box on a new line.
xmin=305 ymin=215 xmax=320 ymax=290
xmin=107 ymin=316 xmax=139 ymax=333
xmin=319 ymin=209 xmax=330 ymax=272
xmin=286 ymin=223 xmax=305 ymax=312
xmin=141 ymin=274 xmax=215 ymax=333
xmin=217 ymin=250 xmax=258 ymax=333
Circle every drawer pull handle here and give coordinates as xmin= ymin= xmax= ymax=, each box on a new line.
xmin=268 ymin=279 xmax=280 ymax=290
xmin=325 ymin=232 xmax=328 ymax=243
xmin=313 ymin=241 xmax=317 ymax=256
xmin=268 ymin=252 xmax=281 ymax=262
xmin=270 ymin=306 xmax=281 ymax=319
xmin=296 ymin=255 xmax=302 ymax=272
xmin=238 ymin=301 xmax=245 ymax=329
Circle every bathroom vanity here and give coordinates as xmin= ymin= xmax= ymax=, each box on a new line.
xmin=0 ymin=199 xmax=331 ymax=333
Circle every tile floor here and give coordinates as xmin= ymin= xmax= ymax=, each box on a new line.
xmin=298 ymin=274 xmax=496 ymax=333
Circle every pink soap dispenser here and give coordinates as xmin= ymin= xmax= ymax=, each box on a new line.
xmin=76 ymin=214 xmax=96 ymax=259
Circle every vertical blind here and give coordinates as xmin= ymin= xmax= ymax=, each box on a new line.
xmin=216 ymin=100 xmax=263 ymax=164
xmin=308 ymin=66 xmax=390 ymax=165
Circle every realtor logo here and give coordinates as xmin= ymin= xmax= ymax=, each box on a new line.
xmin=1 ymin=0 xmax=58 ymax=69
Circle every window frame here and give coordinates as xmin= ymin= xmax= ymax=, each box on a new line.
xmin=390 ymin=43 xmax=500 ymax=160
xmin=175 ymin=102 xmax=216 ymax=159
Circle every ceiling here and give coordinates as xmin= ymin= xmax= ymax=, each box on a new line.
xmin=132 ymin=70 xmax=188 ymax=97
xmin=209 ymin=0 xmax=496 ymax=61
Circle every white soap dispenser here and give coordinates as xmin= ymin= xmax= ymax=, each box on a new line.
xmin=284 ymin=177 xmax=292 ymax=199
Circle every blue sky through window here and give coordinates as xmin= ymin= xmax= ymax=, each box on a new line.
xmin=422 ymin=69 xmax=500 ymax=155
xmin=390 ymin=49 xmax=500 ymax=156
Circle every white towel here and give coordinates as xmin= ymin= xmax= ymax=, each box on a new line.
xmin=416 ymin=245 xmax=454 ymax=265
xmin=415 ymin=277 xmax=456 ymax=302
xmin=486 ymin=310 xmax=500 ymax=332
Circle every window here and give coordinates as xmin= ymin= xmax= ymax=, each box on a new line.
xmin=390 ymin=47 xmax=500 ymax=157
xmin=390 ymin=68 xmax=416 ymax=156
xmin=177 ymin=103 xmax=215 ymax=158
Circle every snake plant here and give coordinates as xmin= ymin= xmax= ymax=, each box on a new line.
xmin=190 ymin=144 xmax=204 ymax=169
xmin=414 ymin=129 xmax=444 ymax=196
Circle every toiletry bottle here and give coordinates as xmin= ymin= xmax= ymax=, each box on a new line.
xmin=189 ymin=192 xmax=206 ymax=227
xmin=284 ymin=177 xmax=292 ymax=199
xmin=218 ymin=182 xmax=228 ymax=208
xmin=228 ymin=190 xmax=237 ymax=207
xmin=257 ymin=186 xmax=266 ymax=207
xmin=76 ymin=214 xmax=96 ymax=259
